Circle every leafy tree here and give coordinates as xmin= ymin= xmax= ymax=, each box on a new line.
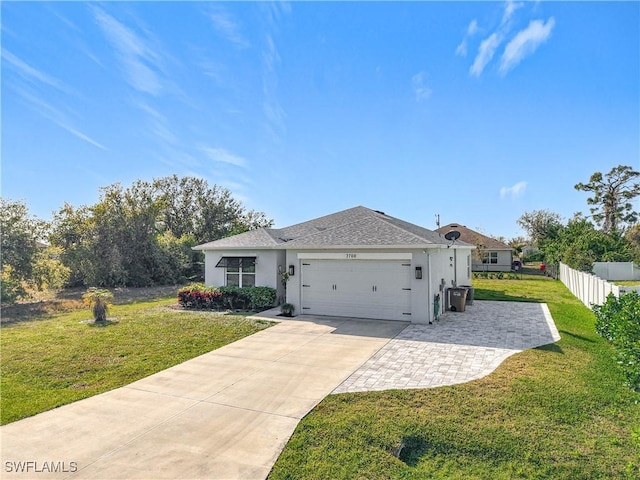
xmin=575 ymin=165 xmax=640 ymax=234
xmin=49 ymin=203 xmax=96 ymax=287
xmin=49 ymin=176 xmax=273 ymax=288
xmin=0 ymin=199 xmax=48 ymax=302
xmin=625 ymin=224 xmax=640 ymax=263
xmin=544 ymin=215 xmax=633 ymax=271
xmin=152 ymin=174 xmax=273 ymax=244
xmin=517 ymin=210 xmax=564 ymax=249
xmin=507 ymin=236 xmax=527 ymax=258
xmin=471 ymin=234 xmax=489 ymax=271
xmin=31 ymin=246 xmax=70 ymax=291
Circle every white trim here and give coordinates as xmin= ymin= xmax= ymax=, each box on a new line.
xmin=297 ymin=252 xmax=412 ymax=260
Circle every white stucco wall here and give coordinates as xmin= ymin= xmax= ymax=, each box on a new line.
xmin=472 ymin=249 xmax=513 ymax=272
xmin=203 ymin=250 xmax=286 ymax=300
xmin=202 ymin=245 xmax=472 ymax=322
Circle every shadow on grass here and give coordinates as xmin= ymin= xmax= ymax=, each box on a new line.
xmin=85 ymin=319 xmax=119 ymax=328
xmin=473 ymin=288 xmax=542 ymax=303
xmin=0 ymin=301 xmax=84 ymax=326
xmin=394 ymin=433 xmax=526 ymax=469
xmin=394 ymin=436 xmax=430 ymax=467
xmin=558 ymin=330 xmax=596 ymax=343
xmin=536 ymin=343 xmax=564 ymax=354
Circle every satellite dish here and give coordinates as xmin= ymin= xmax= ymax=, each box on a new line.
xmin=444 ymin=230 xmax=461 ymax=242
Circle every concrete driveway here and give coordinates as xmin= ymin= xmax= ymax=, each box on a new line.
xmin=0 ymin=301 xmax=559 ymax=480
xmin=0 ymin=314 xmax=407 ymax=480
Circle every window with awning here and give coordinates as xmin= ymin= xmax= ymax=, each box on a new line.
xmin=215 ymin=257 xmax=256 ymax=268
xmin=215 ymin=257 xmax=256 ymax=287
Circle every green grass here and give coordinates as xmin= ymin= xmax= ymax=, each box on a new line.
xmin=269 ymin=275 xmax=640 ymax=480
xmin=0 ymin=297 xmax=273 ymax=425
xmin=615 ymin=280 xmax=640 ymax=286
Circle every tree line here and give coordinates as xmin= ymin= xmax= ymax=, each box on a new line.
xmin=517 ymin=165 xmax=640 ymax=270
xmin=1 ymin=175 xmax=272 ymax=303
xmin=2 ymin=166 xmax=639 ymax=304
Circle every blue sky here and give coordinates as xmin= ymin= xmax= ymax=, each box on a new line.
xmin=2 ymin=1 xmax=638 ymax=240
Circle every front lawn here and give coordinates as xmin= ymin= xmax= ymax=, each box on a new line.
xmin=0 ymin=296 xmax=273 ymax=425
xmin=269 ymin=275 xmax=640 ymax=479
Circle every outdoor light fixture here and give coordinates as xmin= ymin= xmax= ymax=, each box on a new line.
xmin=288 ymin=265 xmax=295 ymax=276
xmin=415 ymin=266 xmax=423 ymax=279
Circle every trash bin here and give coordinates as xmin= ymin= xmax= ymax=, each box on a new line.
xmin=460 ymin=285 xmax=474 ymax=305
xmin=449 ymin=287 xmax=468 ymax=312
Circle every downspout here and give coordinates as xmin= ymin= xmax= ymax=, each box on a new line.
xmin=427 ymin=249 xmax=440 ymax=324
xmin=453 ymin=248 xmax=458 ymax=286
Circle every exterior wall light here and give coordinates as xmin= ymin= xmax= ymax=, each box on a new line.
xmin=288 ymin=265 xmax=295 ymax=276
xmin=415 ymin=266 xmax=423 ymax=279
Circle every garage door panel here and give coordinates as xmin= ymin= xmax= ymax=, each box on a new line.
xmin=301 ymin=259 xmax=412 ymax=321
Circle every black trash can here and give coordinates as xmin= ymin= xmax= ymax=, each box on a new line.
xmin=460 ymin=285 xmax=474 ymax=305
xmin=449 ymin=287 xmax=468 ymax=312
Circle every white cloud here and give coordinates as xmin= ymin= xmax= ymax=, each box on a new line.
xmin=262 ymin=32 xmax=287 ymax=140
xmin=467 ymin=19 xmax=480 ymax=36
xmin=500 ymin=18 xmax=555 ymax=74
xmin=201 ymin=147 xmax=247 ymax=168
xmin=502 ymin=1 xmax=524 ymax=25
xmin=463 ymin=1 xmax=530 ymax=77
xmin=207 ymin=7 xmax=249 ymax=48
xmin=455 ymin=41 xmax=468 ymax=57
xmin=455 ymin=19 xmax=479 ymax=57
xmin=9 ymin=82 xmax=107 ymax=150
xmin=470 ymin=32 xmax=503 ymax=77
xmin=58 ymin=123 xmax=108 ymax=150
xmin=411 ymin=71 xmax=432 ymax=102
xmin=500 ymin=181 xmax=527 ymax=199
xmin=92 ymin=7 xmax=163 ymax=95
xmin=2 ymin=49 xmax=73 ymax=94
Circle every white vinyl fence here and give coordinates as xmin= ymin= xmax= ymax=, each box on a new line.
xmin=592 ymin=262 xmax=640 ymax=281
xmin=559 ymin=262 xmax=621 ymax=307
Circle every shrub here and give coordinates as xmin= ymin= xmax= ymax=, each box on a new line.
xmin=280 ymin=303 xmax=295 ymax=317
xmin=219 ymin=286 xmax=276 ymax=311
xmin=246 ymin=286 xmax=277 ymax=310
xmin=1 ymin=266 xmax=26 ymax=304
xmin=178 ymin=284 xmax=276 ymax=311
xmin=593 ymin=291 xmax=640 ymax=391
xmin=178 ymin=284 xmax=222 ymax=310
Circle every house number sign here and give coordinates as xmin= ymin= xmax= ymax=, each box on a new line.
xmin=345 ymin=253 xmax=357 ymax=259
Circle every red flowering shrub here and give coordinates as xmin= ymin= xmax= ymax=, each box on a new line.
xmin=178 ymin=284 xmax=223 ymax=310
xmin=177 ymin=284 xmax=276 ymax=311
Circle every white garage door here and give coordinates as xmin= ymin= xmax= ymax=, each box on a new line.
xmin=301 ymin=260 xmax=412 ymax=321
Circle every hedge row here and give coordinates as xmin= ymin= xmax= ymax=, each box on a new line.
xmin=593 ymin=291 xmax=640 ymax=392
xmin=178 ymin=284 xmax=277 ymax=311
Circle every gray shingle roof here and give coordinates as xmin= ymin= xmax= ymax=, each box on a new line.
xmin=194 ymin=206 xmax=470 ymax=250
xmin=435 ymin=223 xmax=512 ymax=250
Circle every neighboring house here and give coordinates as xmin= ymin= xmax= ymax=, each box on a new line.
xmin=194 ymin=206 xmax=474 ymax=324
xmin=436 ymin=223 xmax=513 ymax=272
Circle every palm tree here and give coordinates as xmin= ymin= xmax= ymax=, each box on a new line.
xmin=83 ymin=287 xmax=114 ymax=322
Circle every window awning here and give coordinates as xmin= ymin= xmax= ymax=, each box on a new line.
xmin=215 ymin=256 xmax=256 ymax=268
